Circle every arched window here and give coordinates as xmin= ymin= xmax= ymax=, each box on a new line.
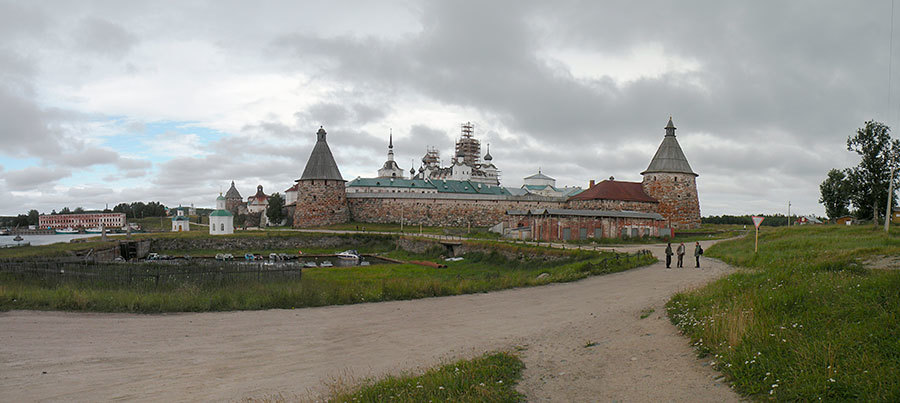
xmin=221 ymin=223 xmax=225 ymax=231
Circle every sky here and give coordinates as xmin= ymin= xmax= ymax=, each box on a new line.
xmin=0 ymin=0 xmax=894 ymax=217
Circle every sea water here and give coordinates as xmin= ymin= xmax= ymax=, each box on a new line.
xmin=0 ymin=234 xmax=122 ymax=247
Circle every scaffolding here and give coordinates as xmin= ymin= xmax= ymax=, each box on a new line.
xmin=455 ymin=122 xmax=481 ymax=166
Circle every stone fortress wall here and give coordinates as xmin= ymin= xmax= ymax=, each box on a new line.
xmin=346 ymin=193 xmax=659 ymax=227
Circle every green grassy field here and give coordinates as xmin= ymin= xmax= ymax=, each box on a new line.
xmin=666 ymin=225 xmax=900 ymax=400
xmin=326 ymin=352 xmax=524 ymax=402
xmin=0 ymin=239 xmax=654 ymax=313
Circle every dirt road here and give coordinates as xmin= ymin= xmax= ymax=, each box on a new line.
xmin=1 ymin=241 xmax=740 ymax=402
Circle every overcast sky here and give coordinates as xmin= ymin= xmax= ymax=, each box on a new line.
xmin=0 ymin=1 xmax=894 ymax=217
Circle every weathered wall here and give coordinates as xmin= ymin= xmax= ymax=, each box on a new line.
xmin=293 ymin=179 xmax=350 ymax=227
xmin=565 ymin=199 xmax=657 ymax=213
xmin=505 ymin=215 xmax=664 ymax=241
xmin=150 ymin=234 xmax=395 ymax=253
xmin=348 ymin=195 xmax=564 ymax=227
xmin=641 ymin=173 xmax=701 ymax=229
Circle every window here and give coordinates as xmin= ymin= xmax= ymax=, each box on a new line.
xmin=221 ymin=223 xmax=225 ymax=231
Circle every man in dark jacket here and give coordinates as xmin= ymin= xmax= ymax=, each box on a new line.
xmin=694 ymin=241 xmax=703 ymax=268
xmin=665 ymin=242 xmax=673 ymax=269
xmin=676 ymin=242 xmax=686 ymax=268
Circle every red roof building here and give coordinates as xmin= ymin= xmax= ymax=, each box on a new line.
xmin=568 ymin=179 xmax=657 ymax=203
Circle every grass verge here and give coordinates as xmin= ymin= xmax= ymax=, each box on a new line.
xmin=0 ymin=244 xmax=654 ymax=313
xmin=666 ymin=225 xmax=900 ymax=400
xmin=327 ymin=352 xmax=524 ymax=402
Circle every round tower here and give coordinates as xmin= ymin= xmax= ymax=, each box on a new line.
xmin=641 ymin=117 xmax=701 ymax=229
xmin=293 ymin=126 xmax=350 ymax=227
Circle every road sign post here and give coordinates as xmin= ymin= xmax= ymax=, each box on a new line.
xmin=752 ymin=216 xmax=765 ymax=253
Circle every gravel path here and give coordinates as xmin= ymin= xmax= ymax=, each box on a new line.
xmin=0 ymin=240 xmax=740 ymax=402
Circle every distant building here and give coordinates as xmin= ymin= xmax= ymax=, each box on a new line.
xmin=209 ymin=193 xmax=234 ymax=235
xmin=39 ymin=212 xmax=126 ymax=229
xmin=893 ymin=207 xmax=900 ymax=224
xmin=225 ymin=181 xmax=244 ymax=213
xmin=171 ymin=209 xmax=190 ymax=232
xmin=376 ymin=131 xmax=405 ymax=179
xmin=247 ymin=185 xmax=269 ymax=214
xmin=797 ymin=215 xmax=822 ymax=225
xmin=284 ymin=183 xmax=300 ymax=205
xmin=836 ymin=216 xmax=854 ymax=226
xmin=503 ymin=208 xmax=666 ymax=241
xmin=519 ymin=170 xmax=581 ymax=198
xmin=411 ymin=122 xmax=501 ymax=186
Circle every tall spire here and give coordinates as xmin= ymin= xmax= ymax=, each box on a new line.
xmin=665 ymin=116 xmax=676 ymax=137
xmin=387 ymin=129 xmax=395 ymax=162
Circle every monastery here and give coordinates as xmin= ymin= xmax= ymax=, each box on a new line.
xmin=275 ymin=118 xmax=700 ymax=240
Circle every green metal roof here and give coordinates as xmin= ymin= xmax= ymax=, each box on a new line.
xmin=347 ymin=178 xmax=509 ymax=195
xmin=523 ymin=184 xmax=559 ymax=192
xmin=210 ymin=209 xmax=233 ymax=217
xmin=172 ymin=216 xmax=190 ymax=221
xmin=347 ymin=178 xmax=436 ymax=189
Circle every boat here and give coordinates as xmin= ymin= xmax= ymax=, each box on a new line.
xmin=319 ymin=261 xmax=334 ymax=267
xmin=85 ymin=227 xmax=104 ymax=234
xmin=0 ymin=228 xmax=9 ymax=236
xmin=244 ymin=253 xmax=256 ymax=261
xmin=336 ymin=250 xmax=360 ymax=260
xmin=13 ymin=235 xmax=24 ymax=242
xmin=55 ymin=227 xmax=79 ymax=234
xmin=303 ymin=261 xmax=317 ymax=268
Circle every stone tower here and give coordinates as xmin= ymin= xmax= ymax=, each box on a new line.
xmin=641 ymin=117 xmax=701 ymax=229
xmin=224 ymin=181 xmax=243 ymax=212
xmin=293 ymin=126 xmax=350 ymax=227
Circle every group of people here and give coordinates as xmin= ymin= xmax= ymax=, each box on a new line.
xmin=665 ymin=241 xmax=703 ymax=269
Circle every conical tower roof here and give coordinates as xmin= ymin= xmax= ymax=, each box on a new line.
xmin=300 ymin=126 xmax=344 ymax=181
xmin=225 ymin=181 xmax=242 ymax=198
xmin=641 ymin=117 xmax=697 ymax=176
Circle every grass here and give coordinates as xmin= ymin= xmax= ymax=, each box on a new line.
xmin=327 ymin=352 xmax=524 ymax=402
xmin=0 ymin=241 xmax=655 ymax=313
xmin=639 ymin=307 xmax=655 ymax=319
xmin=666 ymin=224 xmax=900 ymax=401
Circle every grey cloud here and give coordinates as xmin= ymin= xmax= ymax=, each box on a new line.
xmin=57 ymin=147 xmax=119 ymax=167
xmin=115 ymin=157 xmax=152 ymax=171
xmin=0 ymin=87 xmax=64 ymax=157
xmin=73 ymin=17 xmax=138 ymax=58
xmin=3 ymin=166 xmax=70 ymax=190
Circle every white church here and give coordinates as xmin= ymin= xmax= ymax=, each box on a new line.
xmin=209 ymin=193 xmax=234 ymax=235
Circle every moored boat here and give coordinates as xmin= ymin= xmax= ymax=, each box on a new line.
xmin=55 ymin=227 xmax=79 ymax=234
xmin=85 ymin=227 xmax=104 ymax=234
xmin=336 ymin=249 xmax=360 ymax=260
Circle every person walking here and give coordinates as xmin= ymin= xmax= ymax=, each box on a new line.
xmin=665 ymin=242 xmax=673 ymax=269
xmin=694 ymin=241 xmax=703 ymax=268
xmin=676 ymin=242 xmax=685 ymax=268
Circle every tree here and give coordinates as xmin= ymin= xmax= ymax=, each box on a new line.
xmin=266 ymin=192 xmax=286 ymax=225
xmin=73 ymin=207 xmax=85 ymax=213
xmin=59 ymin=207 xmax=71 ymax=214
xmin=845 ymin=120 xmax=900 ymax=223
xmin=27 ymin=209 xmax=40 ymax=226
xmin=819 ymin=169 xmax=851 ymax=219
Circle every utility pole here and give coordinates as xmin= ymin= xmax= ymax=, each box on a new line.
xmin=787 ymin=201 xmax=791 ymax=227
xmin=886 ymin=162 xmax=896 ymax=233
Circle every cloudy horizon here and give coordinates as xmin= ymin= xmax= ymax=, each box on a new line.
xmin=1 ymin=1 xmax=895 ymax=217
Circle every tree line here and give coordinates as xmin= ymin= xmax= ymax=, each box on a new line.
xmin=819 ymin=120 xmax=900 ymax=222
xmin=701 ymin=214 xmax=816 ymax=227
xmin=0 ymin=201 xmax=169 ymax=227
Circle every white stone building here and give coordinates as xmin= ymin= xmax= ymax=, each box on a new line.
xmin=209 ymin=193 xmax=234 ymax=235
xmin=171 ymin=210 xmax=190 ymax=232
